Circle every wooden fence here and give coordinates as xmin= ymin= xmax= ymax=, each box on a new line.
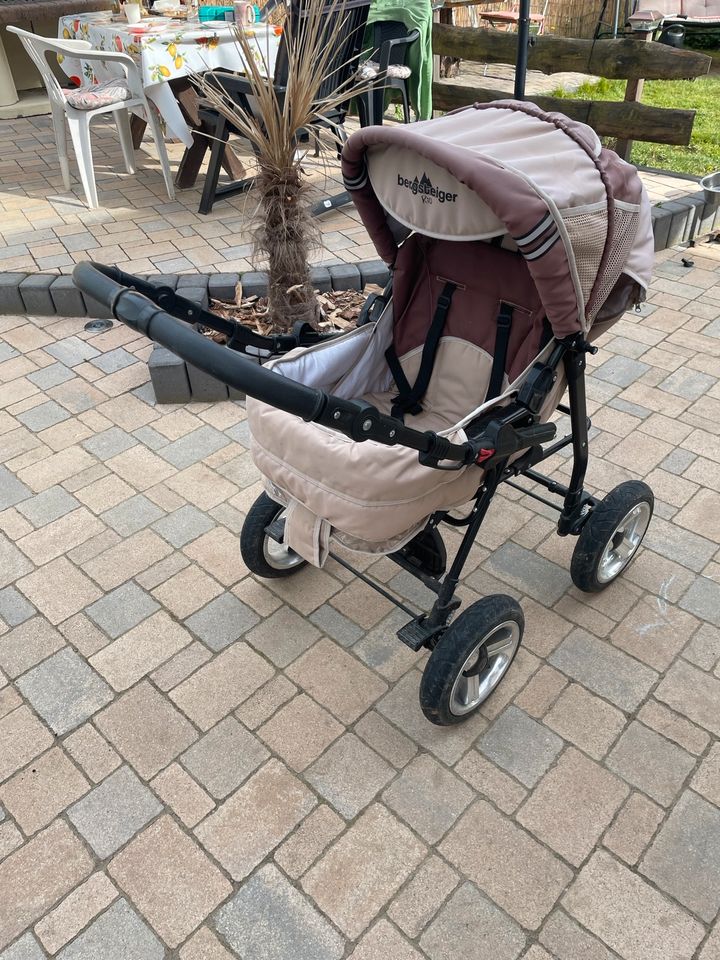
xmin=432 ymin=26 xmax=712 ymax=151
xmin=455 ymin=0 xmax=609 ymax=38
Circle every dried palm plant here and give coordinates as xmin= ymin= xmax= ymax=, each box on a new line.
xmin=194 ymin=0 xmax=375 ymax=332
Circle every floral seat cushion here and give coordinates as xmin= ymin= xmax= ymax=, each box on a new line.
xmin=65 ymin=78 xmax=131 ymax=110
xmin=357 ymin=59 xmax=411 ymax=81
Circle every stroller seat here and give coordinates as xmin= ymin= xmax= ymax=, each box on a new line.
xmin=247 ymin=237 xmax=552 ymax=562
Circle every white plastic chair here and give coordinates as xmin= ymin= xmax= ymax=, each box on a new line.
xmin=6 ymin=25 xmax=175 ymax=209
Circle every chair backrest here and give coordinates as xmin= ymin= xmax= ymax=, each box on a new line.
xmin=367 ymin=20 xmax=417 ymax=66
xmin=273 ymin=0 xmax=372 ymax=102
xmin=5 ymin=25 xmax=144 ymax=104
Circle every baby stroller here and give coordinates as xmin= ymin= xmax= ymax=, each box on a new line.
xmin=74 ymin=100 xmax=656 ymax=726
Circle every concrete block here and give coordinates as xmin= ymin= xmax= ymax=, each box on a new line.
xmin=148 ymin=345 xmax=192 ymax=404
xmin=144 ymin=274 xmax=178 ymax=290
xmin=241 ymin=271 xmax=269 ymax=298
xmin=691 ymin=191 xmax=720 ymax=237
xmin=0 ymin=273 xmax=27 ymax=314
xmin=651 ymin=204 xmax=672 ymax=252
xmin=310 ymin=266 xmax=332 ymax=293
xmin=179 ymin=287 xmax=210 ymax=311
xmin=176 ymin=273 xmax=209 ymax=290
xmin=664 ymin=200 xmax=693 ymax=249
xmin=19 ymin=274 xmax=56 ymax=316
xmin=50 ymin=275 xmax=86 ymax=318
xmin=329 ymin=263 xmax=362 ymax=291
xmin=187 ymin=362 xmax=230 ymax=401
xmin=359 ymin=259 xmax=390 ymax=289
xmin=209 ymin=273 xmax=240 ymax=302
xmin=682 ymin=195 xmax=705 ymax=243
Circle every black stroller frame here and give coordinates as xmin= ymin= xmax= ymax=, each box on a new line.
xmin=73 ymin=261 xmax=654 ymax=725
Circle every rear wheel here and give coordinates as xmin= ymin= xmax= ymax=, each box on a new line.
xmin=419 ymin=595 xmax=524 ymax=726
xmin=570 ymin=481 xmax=653 ymax=593
xmin=241 ymin=493 xmax=308 ymax=579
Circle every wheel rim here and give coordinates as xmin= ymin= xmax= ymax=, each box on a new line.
xmin=597 ymin=500 xmax=651 ymax=584
xmin=449 ymin=620 xmax=521 ymax=717
xmin=262 ymin=510 xmax=305 ymax=571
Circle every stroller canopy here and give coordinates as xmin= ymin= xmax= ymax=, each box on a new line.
xmin=342 ymin=101 xmax=654 ymax=338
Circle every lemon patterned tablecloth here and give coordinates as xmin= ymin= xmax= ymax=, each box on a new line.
xmin=57 ymin=10 xmax=282 ymax=145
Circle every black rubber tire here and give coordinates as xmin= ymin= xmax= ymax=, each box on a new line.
xmin=419 ymin=595 xmax=524 ymax=726
xmin=240 ymin=492 xmax=308 ymax=579
xmin=570 ymin=480 xmax=654 ymax=593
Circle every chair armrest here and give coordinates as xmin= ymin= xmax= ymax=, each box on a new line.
xmin=377 ymin=30 xmax=420 ymax=73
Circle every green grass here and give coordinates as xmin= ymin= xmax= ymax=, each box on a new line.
xmin=551 ymin=71 xmax=720 ymax=176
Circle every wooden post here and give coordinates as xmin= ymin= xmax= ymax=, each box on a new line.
xmin=614 ymin=25 xmax=654 ymax=161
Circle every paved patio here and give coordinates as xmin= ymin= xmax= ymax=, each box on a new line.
xmin=0 ymin=215 xmax=720 ymax=957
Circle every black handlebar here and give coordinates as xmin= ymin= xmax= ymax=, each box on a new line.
xmin=72 ymin=262 xmax=477 ymax=467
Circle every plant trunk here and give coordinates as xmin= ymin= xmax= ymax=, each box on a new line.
xmin=258 ymin=165 xmax=320 ymax=333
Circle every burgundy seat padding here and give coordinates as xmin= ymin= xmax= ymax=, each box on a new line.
xmin=391 ymin=235 xmax=547 ymax=384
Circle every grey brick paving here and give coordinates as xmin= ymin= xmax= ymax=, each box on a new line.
xmin=186 ymin=594 xmax=260 ymax=651
xmin=0 ymin=467 xmax=31 ymax=511
xmin=0 ymin=587 xmax=35 ymax=627
xmin=680 ymin=577 xmax=720 ymax=628
xmin=16 ymin=400 xmax=70 ymax=433
xmin=85 ymin=582 xmax=160 ymax=639
xmin=101 ymin=494 xmax=165 ymax=537
xmin=181 ymin=716 xmax=269 ymax=799
xmin=26 ymin=362 xmax=74 ymax=390
xmin=607 ymin=721 xmax=695 ymax=806
xmin=90 ymin=348 xmax=138 ymax=374
xmin=482 ymin=543 xmax=569 ymax=605
xmin=56 ymin=899 xmax=164 ymax=960
xmin=67 ymin=766 xmax=163 ymax=858
xmin=45 ymin=336 xmax=100 ymax=367
xmin=16 ymin=647 xmax=114 ymax=735
xmin=305 ymin=733 xmax=395 ymax=819
xmin=151 ymin=505 xmax=215 ymax=548
xmin=158 ymin=426 xmax=230 ymax=469
xmin=16 ymin=486 xmax=80 ymax=526
xmin=479 ymin=706 xmax=564 ymax=788
xmin=81 ymin=427 xmax=137 ymax=460
xmin=0 ymin=935 xmax=45 ymax=960
xmin=641 ymin=790 xmax=720 ymax=922
xmin=593 ymin=356 xmax=651 ymax=387
xmin=420 ymin=882 xmax=526 ymax=960
xmin=215 ymin=864 xmax=345 ymax=960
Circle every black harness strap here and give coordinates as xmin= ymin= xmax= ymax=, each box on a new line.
xmin=386 ymin=282 xmax=457 ymax=421
xmin=486 ymin=302 xmax=514 ymax=402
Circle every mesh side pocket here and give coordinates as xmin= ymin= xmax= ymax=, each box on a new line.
xmin=587 ymin=206 xmax=639 ymax=321
xmin=562 ymin=209 xmax=608 ymax=305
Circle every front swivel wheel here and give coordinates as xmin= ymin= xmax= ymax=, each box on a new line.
xmin=240 ymin=493 xmax=308 ymax=579
xmin=419 ymin=595 xmax=524 ymax=726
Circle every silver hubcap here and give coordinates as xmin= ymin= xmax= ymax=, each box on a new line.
xmin=262 ymin=510 xmax=305 ymax=571
xmin=449 ymin=620 xmax=521 ymax=717
xmin=597 ymin=501 xmax=651 ymax=584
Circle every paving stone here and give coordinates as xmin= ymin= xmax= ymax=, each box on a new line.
xmin=563 ymin=850 xmax=705 ymax=960
xmin=34 ymin=873 xmax=117 ymax=954
xmin=680 ymin=576 xmax=720 ymax=628
xmin=691 ymin=742 xmax=720 ymax=807
xmin=100 ymin=494 xmax=164 ymax=537
xmin=0 ymin=745 xmax=89 ymax=835
xmin=610 ymin=597 xmax=697 ymax=671
xmin=660 ymin=366 xmax=716 ymax=400
xmin=607 ymin=720 xmax=696 ymax=805
xmin=0 ymin=616 xmax=64 ymax=679
xmin=85 ymin=581 xmax=160 ymax=640
xmin=549 ymin=629 xmax=658 ymax=712
xmin=67 ymin=765 xmax=163 ymax=859
xmin=109 ymin=815 xmax=232 ymax=948
xmin=274 ymin=804 xmax=345 ymax=880
xmin=603 ymin=792 xmax=665 ymax=866
xmin=186 ymin=593 xmax=260 ymax=651
xmin=15 ymin=485 xmax=80 ymax=526
xmin=196 ymin=759 xmax=316 ymax=880
xmin=637 ymin=698 xmax=710 ymax=756
xmin=246 ymin=606 xmax=321 ymax=667
xmin=453 ymin=750 xmax=527 ymax=814
xmin=16 ymin=648 xmax=113 ymax=735
xmin=420 ymin=882 xmax=526 ymax=960
xmin=81 ymin=427 xmax=137 ymax=461
xmin=258 ymin=694 xmax=343 ymax=772
xmin=0 ymin=706 xmax=54 ymax=783
xmin=544 ymin=683 xmax=626 ymax=760
xmin=234 ymin=675 xmax=296 ymax=729
xmin=216 ymin=863 xmax=344 ymax=960
xmin=151 ymin=762 xmax=214 ymax=828
xmin=655 ymin=658 xmax=720 ymax=735
xmin=483 ymin=542 xmax=569 ymax=604
xmin=643 ymin=515 xmax=716 ymax=574
xmin=55 ymin=899 xmax=164 ymax=960
xmin=63 ymin=723 xmax=122 ymax=784
xmin=0 ymin=535 xmax=33 ymax=590
xmin=439 ymin=799 xmax=573 ymax=930
xmin=517 ymin=747 xmax=629 ymax=866
xmin=641 ymin=790 xmax=720 ymax=922
xmin=46 ymin=336 xmax=101 ymax=368
xmin=0 ymin=934 xmax=45 ymax=960
xmin=179 ymin=926 xmax=235 ymax=960
xmin=539 ymin=909 xmax=623 ymax=960
xmin=17 ymin=401 xmax=70 ymax=434
xmin=305 ymin=733 xmax=395 ymax=819
xmin=151 ymin=565 xmax=223 ymax=620
xmin=0 ymin=467 xmax=31 ymax=512
xmin=478 ymin=706 xmax=563 ymax=788
xmin=348 ymin=920 xmax=422 ymax=960
xmin=90 ymin=611 xmax=191 ymax=691
xmin=388 ymin=855 xmax=459 ymax=939
xmin=152 ymin=504 xmax=214 ymax=548
xmin=95 ymin=681 xmax=197 ymax=778
xmin=309 ymin=604 xmax=364 ymax=646
xmin=181 ymin=525 xmax=245 ymax=585
xmin=159 ymin=425 xmax=230 ymax=469
xmin=593 ymin=356 xmax=651 ymax=388
xmin=683 ymin=623 xmax=720 ymax=672
xmin=181 ymin=716 xmax=269 ymax=799
xmin=383 ymin=753 xmax=473 ymax=843
xmin=302 ymin=804 xmax=426 ymax=939
xmin=90 ymin=348 xmax=138 ymax=375
xmin=286 ymin=638 xmax=387 ymax=723
xmin=0 ymin=820 xmax=93 ymax=951
xmin=170 ymin=642 xmax=274 ymax=731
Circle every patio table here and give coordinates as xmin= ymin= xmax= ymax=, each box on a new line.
xmin=56 ymin=10 xmax=282 ymax=147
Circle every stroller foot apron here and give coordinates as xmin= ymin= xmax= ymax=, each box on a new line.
xmin=73 ymin=100 xmax=655 ymax=726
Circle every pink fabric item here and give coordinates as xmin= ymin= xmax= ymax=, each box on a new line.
xmin=65 ymin=78 xmax=131 ymax=110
